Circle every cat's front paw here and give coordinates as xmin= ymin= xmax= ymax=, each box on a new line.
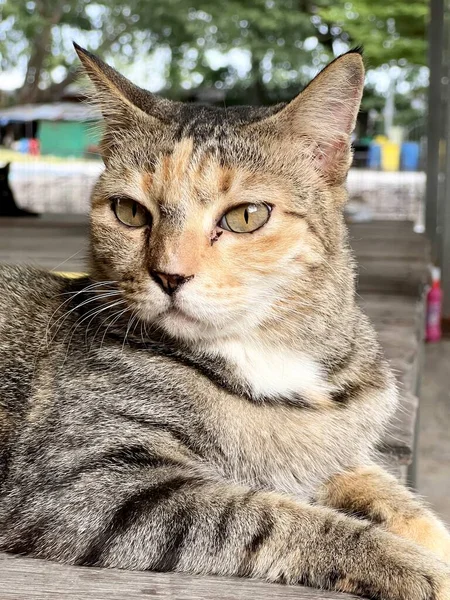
xmin=336 ymin=529 xmax=450 ymax=600
xmin=337 ymin=559 xmax=450 ymax=600
xmin=377 ymin=540 xmax=450 ymax=600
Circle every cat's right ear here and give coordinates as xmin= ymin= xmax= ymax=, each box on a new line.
xmin=74 ymin=44 xmax=172 ymax=159
xmin=249 ymin=51 xmax=365 ymax=186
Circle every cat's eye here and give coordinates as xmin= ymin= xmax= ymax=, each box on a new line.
xmin=112 ymin=197 xmax=150 ymax=228
xmin=219 ymin=203 xmax=271 ymax=233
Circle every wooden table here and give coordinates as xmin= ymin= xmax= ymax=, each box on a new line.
xmin=0 ymin=216 xmax=429 ymax=599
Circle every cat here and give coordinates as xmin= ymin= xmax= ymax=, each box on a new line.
xmin=0 ymin=163 xmax=39 ymax=217
xmin=0 ymin=44 xmax=449 ymax=599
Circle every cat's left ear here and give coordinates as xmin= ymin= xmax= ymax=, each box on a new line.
xmin=256 ymin=50 xmax=364 ymax=185
xmin=0 ymin=163 xmax=10 ymax=176
xmin=73 ymin=43 xmax=174 ymax=162
xmin=73 ymin=43 xmax=174 ymax=125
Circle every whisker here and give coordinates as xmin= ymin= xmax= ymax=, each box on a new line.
xmin=48 ymin=291 xmax=122 ymax=347
xmin=55 ymin=280 xmax=118 ymax=297
xmin=59 ymin=299 xmax=127 ymax=370
xmin=121 ymin=312 xmax=138 ymax=353
xmin=50 ymin=249 xmax=84 ymax=272
xmin=99 ymin=307 xmax=130 ymax=351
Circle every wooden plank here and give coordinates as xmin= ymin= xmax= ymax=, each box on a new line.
xmin=348 ymin=222 xmax=429 ymax=296
xmin=0 ymin=216 xmax=88 ymax=272
xmin=361 ymin=293 xmax=424 ymax=467
xmin=0 ymin=554 xmax=358 ymax=600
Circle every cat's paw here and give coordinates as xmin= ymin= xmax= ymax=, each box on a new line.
xmin=336 ymin=529 xmax=450 ymax=600
xmin=378 ymin=540 xmax=450 ymax=600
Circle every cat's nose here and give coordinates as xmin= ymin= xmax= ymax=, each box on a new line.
xmin=150 ymin=271 xmax=194 ymax=296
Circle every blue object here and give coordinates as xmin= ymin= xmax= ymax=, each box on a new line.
xmin=18 ymin=138 xmax=29 ymax=154
xmin=401 ymin=142 xmax=420 ymax=171
xmin=368 ymin=143 xmax=381 ymax=169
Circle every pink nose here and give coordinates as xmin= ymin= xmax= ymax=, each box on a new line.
xmin=150 ymin=271 xmax=194 ymax=296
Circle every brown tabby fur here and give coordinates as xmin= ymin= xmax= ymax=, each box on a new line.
xmin=0 ymin=45 xmax=449 ymax=599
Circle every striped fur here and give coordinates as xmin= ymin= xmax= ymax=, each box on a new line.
xmin=0 ymin=47 xmax=449 ymax=599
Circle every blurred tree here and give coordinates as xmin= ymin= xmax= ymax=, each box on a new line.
xmin=180 ymin=0 xmax=322 ymax=103
xmin=315 ymin=0 xmax=428 ymax=67
xmin=0 ymin=0 xmax=149 ymax=103
xmin=0 ymin=0 xmax=428 ymax=119
xmin=0 ymin=0 xmax=326 ymax=105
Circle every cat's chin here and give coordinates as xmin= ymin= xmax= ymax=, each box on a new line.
xmin=158 ymin=309 xmax=211 ymax=342
xmin=156 ymin=308 xmax=237 ymax=343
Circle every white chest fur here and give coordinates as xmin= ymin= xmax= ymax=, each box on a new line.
xmin=213 ymin=339 xmax=332 ymax=404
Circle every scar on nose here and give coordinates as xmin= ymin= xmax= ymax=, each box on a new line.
xmin=210 ymin=231 xmax=223 ymax=246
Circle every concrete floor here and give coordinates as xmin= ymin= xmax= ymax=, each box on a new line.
xmin=418 ymin=340 xmax=450 ymax=525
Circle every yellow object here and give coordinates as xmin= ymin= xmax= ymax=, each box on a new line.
xmin=53 ymin=271 xmax=87 ymax=278
xmin=381 ymin=142 xmax=400 ymax=172
xmin=374 ymin=135 xmax=388 ymax=145
xmin=0 ymin=148 xmax=97 ymax=165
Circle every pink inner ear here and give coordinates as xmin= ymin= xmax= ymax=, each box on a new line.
xmin=314 ymin=137 xmax=349 ymax=178
xmin=326 ymin=95 xmax=359 ymax=137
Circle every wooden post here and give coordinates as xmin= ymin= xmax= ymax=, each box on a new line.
xmin=441 ymin=0 xmax=450 ymax=320
xmin=425 ymin=0 xmax=444 ymax=261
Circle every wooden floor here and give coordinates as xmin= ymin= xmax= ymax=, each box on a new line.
xmin=0 ymin=215 xmax=429 ymax=600
xmin=0 ymin=214 xmax=89 ymax=272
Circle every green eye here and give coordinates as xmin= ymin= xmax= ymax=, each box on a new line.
xmin=112 ymin=197 xmax=150 ymax=228
xmin=219 ymin=203 xmax=271 ymax=233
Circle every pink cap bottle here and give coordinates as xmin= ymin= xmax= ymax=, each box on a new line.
xmin=426 ymin=266 xmax=443 ymax=343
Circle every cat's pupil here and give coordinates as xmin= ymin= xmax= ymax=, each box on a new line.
xmin=132 ymin=202 xmax=137 ymax=218
xmin=244 ymin=208 xmax=249 ymax=224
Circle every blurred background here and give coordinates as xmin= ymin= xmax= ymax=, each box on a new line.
xmin=0 ymin=0 xmax=429 ymax=220
xmin=0 ymin=0 xmax=450 ymax=526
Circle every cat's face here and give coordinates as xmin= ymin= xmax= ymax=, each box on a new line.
xmin=76 ymin=45 xmax=364 ymax=343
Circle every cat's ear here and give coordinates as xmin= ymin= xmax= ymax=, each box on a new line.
xmin=257 ymin=50 xmax=364 ymax=185
xmin=73 ymin=43 xmax=174 ymax=124
xmin=73 ymin=43 xmax=173 ymax=160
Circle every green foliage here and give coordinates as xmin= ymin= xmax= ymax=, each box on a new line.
xmin=316 ymin=0 xmax=428 ymax=67
xmin=0 ymin=0 xmax=429 ymax=127
xmin=0 ymin=0 xmax=331 ymax=103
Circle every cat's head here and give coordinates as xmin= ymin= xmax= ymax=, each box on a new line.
xmin=76 ymin=44 xmax=364 ymax=344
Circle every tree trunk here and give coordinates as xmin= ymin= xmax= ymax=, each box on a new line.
xmin=248 ymin=54 xmax=267 ymax=105
xmin=17 ymin=1 xmax=63 ymax=104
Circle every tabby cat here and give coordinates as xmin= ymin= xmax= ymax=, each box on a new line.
xmin=0 ymin=44 xmax=449 ymax=599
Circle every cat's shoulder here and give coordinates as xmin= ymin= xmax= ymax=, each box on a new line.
xmin=0 ymin=264 xmax=69 ymax=323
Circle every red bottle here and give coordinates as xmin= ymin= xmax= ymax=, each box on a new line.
xmin=426 ymin=266 xmax=443 ymax=343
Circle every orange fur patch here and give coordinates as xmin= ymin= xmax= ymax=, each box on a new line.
xmin=321 ymin=466 xmax=450 ymax=564
xmin=391 ymin=516 xmax=450 ymax=563
xmin=172 ymin=138 xmax=194 ymax=181
xmin=219 ymin=167 xmax=234 ymax=193
xmin=141 ymin=172 xmax=153 ymax=192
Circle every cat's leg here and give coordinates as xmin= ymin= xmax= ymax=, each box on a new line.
xmin=0 ymin=465 xmax=449 ymax=599
xmin=318 ymin=463 xmax=450 ymax=563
